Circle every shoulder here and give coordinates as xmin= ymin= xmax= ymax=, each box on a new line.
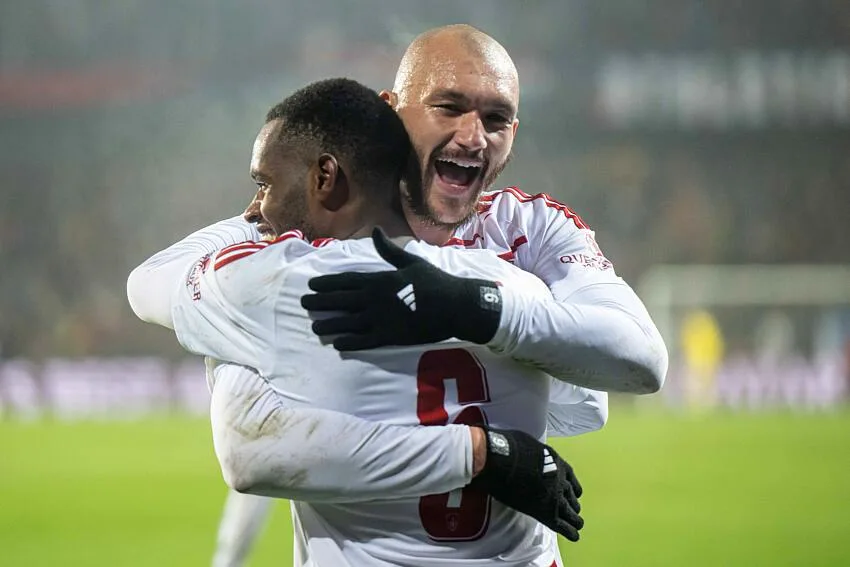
xmin=197 ymin=230 xmax=342 ymax=306
xmin=208 ymin=233 xmax=392 ymax=297
xmin=476 ymin=186 xmax=591 ymax=232
xmin=451 ymin=187 xmax=594 ymax=266
xmin=211 ymin=230 xmax=334 ymax=273
xmin=412 ymin=241 xmax=551 ymax=297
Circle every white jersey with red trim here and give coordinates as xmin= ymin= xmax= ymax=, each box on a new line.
xmin=449 ymin=186 xmax=612 ymax=296
xmin=447 ymin=187 xmax=667 ymax=395
xmin=169 ymin=233 xmax=562 ymax=567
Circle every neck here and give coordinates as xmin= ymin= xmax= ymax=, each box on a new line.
xmin=348 ymin=207 xmax=414 ymax=240
xmin=401 ymin=198 xmax=456 ymax=246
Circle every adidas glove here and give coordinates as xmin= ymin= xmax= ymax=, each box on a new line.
xmin=472 ymin=427 xmax=584 ymax=542
xmin=300 ymin=227 xmax=502 ymax=351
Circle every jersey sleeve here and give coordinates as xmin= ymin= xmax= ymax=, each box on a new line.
xmin=210 ymin=363 xmax=474 ymax=503
xmin=127 ymin=216 xmax=260 ymax=330
xmin=484 ymin=189 xmax=669 ymax=394
xmin=420 ymin=242 xmax=610 ymax=437
xmin=546 ymin=381 xmax=608 ymax=437
xmin=127 ymin=216 xmax=299 ymax=375
xmin=170 ymin=235 xmax=318 ymax=376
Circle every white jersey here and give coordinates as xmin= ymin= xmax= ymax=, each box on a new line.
xmin=127 ymin=186 xmax=666 ymax=567
xmin=171 ymin=234 xmax=561 ymax=566
xmin=449 ymin=187 xmax=668 ymax=394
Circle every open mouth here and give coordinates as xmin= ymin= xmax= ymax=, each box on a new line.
xmin=434 ymin=158 xmax=482 ymax=192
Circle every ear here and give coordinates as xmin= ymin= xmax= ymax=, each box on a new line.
xmin=511 ymin=117 xmax=520 ymax=138
xmin=379 ymin=89 xmax=398 ymax=109
xmin=313 ymin=153 xmax=349 ymax=212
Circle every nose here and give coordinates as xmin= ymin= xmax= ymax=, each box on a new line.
xmin=243 ymin=192 xmax=262 ymax=224
xmin=454 ymin=112 xmax=486 ymax=153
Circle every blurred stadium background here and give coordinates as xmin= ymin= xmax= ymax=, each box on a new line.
xmin=1 ymin=1 xmax=849 ymax=565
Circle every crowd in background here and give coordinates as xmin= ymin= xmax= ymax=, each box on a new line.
xmin=1 ymin=0 xmax=848 ymax=360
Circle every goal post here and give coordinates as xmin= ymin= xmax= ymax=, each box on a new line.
xmin=635 ymin=264 xmax=850 ymax=410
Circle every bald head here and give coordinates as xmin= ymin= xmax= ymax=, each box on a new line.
xmin=382 ymin=25 xmax=521 ymax=235
xmin=392 ymin=24 xmax=519 ymax=106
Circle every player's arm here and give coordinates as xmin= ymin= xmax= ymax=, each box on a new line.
xmin=128 ymin=214 xmax=287 ymax=374
xmin=547 ymin=382 xmax=608 ymax=437
xmin=488 ymin=197 xmax=668 ymax=394
xmin=303 ymin=225 xmax=667 ymax=394
xmin=211 ymin=364 xmax=584 ymax=540
xmin=127 ymin=216 xmax=260 ymax=330
xmin=209 ymin=363 xmax=480 ymax=503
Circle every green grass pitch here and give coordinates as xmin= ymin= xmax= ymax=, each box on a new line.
xmin=1 ymin=408 xmax=849 ymax=566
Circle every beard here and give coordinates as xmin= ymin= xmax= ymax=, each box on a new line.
xmin=273 ymin=182 xmax=319 ymax=242
xmin=406 ymin=149 xmax=513 ymax=231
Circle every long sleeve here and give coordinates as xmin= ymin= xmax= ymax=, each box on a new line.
xmin=127 ymin=216 xmax=260 ymax=329
xmin=209 ymin=362 xmax=474 ymax=503
xmin=492 ymin=278 xmax=668 ymax=394
xmin=478 ymin=189 xmax=668 ymax=394
xmin=546 ymin=380 xmax=608 ymax=437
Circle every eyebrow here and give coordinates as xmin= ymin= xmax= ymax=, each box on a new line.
xmin=432 ymin=89 xmax=516 ymax=117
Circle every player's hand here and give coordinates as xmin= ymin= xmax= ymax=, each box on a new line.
xmin=300 ymin=227 xmax=503 ymax=351
xmin=472 ymin=427 xmax=584 ymax=542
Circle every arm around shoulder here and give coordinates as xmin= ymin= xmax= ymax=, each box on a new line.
xmin=486 ymin=191 xmax=668 ymax=394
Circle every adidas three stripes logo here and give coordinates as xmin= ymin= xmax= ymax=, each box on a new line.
xmin=396 ymin=284 xmax=416 ymax=311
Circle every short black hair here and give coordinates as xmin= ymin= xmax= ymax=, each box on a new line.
xmin=265 ymin=78 xmax=413 ymax=196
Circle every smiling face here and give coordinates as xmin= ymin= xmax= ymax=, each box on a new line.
xmin=389 ymin=26 xmax=520 ymax=229
xmin=243 ymin=119 xmax=316 ymax=241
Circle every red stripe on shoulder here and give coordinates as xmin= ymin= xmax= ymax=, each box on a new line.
xmin=311 ymin=237 xmax=337 ymax=248
xmin=271 ymin=229 xmax=306 ymax=244
xmin=477 ymin=186 xmax=590 ymax=229
xmin=214 ymin=250 xmax=261 ymax=271
xmin=213 ymin=230 xmax=335 ymax=271
xmin=214 ymin=240 xmax=268 ymax=270
xmin=218 ymin=241 xmax=268 ymax=255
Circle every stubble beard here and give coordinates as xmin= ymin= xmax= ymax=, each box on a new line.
xmin=405 ymin=151 xmax=512 ymax=232
xmin=278 ymin=184 xmax=318 ymax=242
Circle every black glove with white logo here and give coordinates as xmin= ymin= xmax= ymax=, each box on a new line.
xmin=301 ymin=227 xmax=503 ymax=351
xmin=473 ymin=427 xmax=584 ymax=542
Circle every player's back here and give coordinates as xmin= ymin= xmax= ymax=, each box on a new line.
xmin=176 ymin=234 xmax=560 ymax=566
xmin=275 ymin=238 xmax=559 ymax=566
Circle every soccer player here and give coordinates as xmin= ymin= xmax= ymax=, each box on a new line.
xmin=306 ymin=25 xmax=668 ymax=394
xmin=129 ymin=78 xmax=588 ymax=566
xmin=210 ymin=23 xmax=668 ymax=567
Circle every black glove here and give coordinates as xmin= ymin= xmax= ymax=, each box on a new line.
xmin=300 ymin=227 xmax=503 ymax=351
xmin=473 ymin=427 xmax=584 ymax=542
